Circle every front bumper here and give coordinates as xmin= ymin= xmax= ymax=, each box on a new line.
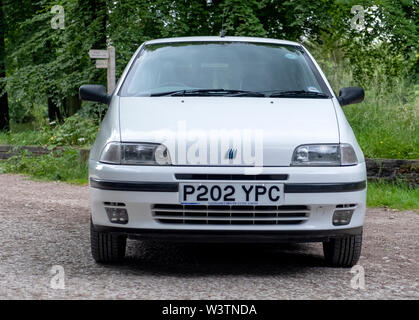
xmin=89 ymin=161 xmax=367 ymax=240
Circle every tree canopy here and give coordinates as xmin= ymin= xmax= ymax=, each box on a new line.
xmin=0 ymin=0 xmax=417 ymax=129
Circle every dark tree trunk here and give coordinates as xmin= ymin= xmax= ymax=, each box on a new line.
xmin=0 ymin=91 xmax=8 ymax=130
xmin=0 ymin=0 xmax=9 ymax=131
xmin=47 ymin=97 xmax=63 ymax=123
xmin=65 ymin=94 xmax=81 ymax=117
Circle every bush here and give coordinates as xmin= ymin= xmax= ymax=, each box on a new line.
xmin=49 ymin=113 xmax=99 ymax=147
xmin=0 ymin=113 xmax=99 ymax=147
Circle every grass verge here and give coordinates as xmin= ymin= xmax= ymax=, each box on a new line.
xmin=0 ymin=148 xmax=88 ymax=185
xmin=367 ymin=181 xmax=418 ymax=211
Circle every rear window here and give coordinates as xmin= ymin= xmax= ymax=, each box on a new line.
xmin=119 ymin=41 xmax=328 ymax=97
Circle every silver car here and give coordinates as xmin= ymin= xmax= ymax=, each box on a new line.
xmin=80 ymin=36 xmax=366 ymax=267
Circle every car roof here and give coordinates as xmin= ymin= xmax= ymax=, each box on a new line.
xmin=144 ymin=36 xmax=301 ymax=47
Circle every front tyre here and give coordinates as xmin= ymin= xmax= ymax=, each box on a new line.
xmin=90 ymin=220 xmax=127 ymax=263
xmin=323 ymin=230 xmax=362 ymax=268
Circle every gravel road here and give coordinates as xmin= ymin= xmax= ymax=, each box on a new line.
xmin=0 ymin=174 xmax=417 ymax=299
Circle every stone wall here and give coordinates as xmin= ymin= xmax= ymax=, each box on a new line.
xmin=366 ymin=158 xmax=418 ymax=186
xmin=1 ymin=144 xmax=418 ymax=186
xmin=0 ymin=145 xmax=50 ymax=159
xmin=0 ymin=145 xmax=89 ymax=163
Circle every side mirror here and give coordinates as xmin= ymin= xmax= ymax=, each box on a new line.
xmin=338 ymin=87 xmax=365 ymax=106
xmin=79 ymin=85 xmax=110 ymax=104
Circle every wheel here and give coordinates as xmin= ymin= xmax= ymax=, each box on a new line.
xmin=90 ymin=219 xmax=127 ymax=263
xmin=323 ymin=231 xmax=363 ymax=268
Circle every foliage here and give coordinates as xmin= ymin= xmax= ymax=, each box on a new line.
xmin=344 ymin=90 xmax=418 ymax=159
xmin=220 ymin=0 xmax=267 ymax=37
xmin=49 ymin=113 xmax=99 ymax=146
xmin=0 ymin=148 xmax=88 ymax=184
xmin=3 ymin=0 xmax=107 ymax=117
xmin=0 ymin=112 xmax=98 ymax=147
xmin=0 ymin=128 xmax=51 ymax=146
xmin=4 ymin=0 xmax=415 ymax=108
xmin=313 ymin=47 xmax=419 ymax=159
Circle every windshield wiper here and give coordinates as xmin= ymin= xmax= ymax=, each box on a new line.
xmin=268 ymin=90 xmax=329 ymax=98
xmin=150 ymin=89 xmax=329 ymax=98
xmin=151 ymin=89 xmax=265 ymax=97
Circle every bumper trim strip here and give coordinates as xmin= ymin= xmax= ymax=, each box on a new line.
xmin=90 ymin=179 xmax=366 ymax=193
xmin=284 ymin=181 xmax=366 ymax=193
xmin=175 ymin=173 xmax=289 ymax=181
xmin=90 ymin=178 xmax=179 ymax=192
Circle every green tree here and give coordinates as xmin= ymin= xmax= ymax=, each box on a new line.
xmin=0 ymin=0 xmax=9 ymax=130
xmin=220 ymin=0 xmax=267 ymax=36
xmin=2 ymin=0 xmax=418 ymax=130
xmin=6 ymin=0 xmax=109 ymax=122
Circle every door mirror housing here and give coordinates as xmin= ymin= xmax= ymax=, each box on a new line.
xmin=337 ymin=87 xmax=365 ymax=106
xmin=79 ymin=85 xmax=110 ymax=104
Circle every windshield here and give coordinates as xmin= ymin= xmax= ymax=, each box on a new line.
xmin=119 ymin=41 xmax=329 ymax=97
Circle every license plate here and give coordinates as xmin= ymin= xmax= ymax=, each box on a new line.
xmin=179 ymin=183 xmax=284 ymax=206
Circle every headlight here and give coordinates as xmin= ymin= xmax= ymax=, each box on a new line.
xmin=291 ymin=144 xmax=357 ymax=166
xmin=100 ymin=142 xmax=171 ymax=165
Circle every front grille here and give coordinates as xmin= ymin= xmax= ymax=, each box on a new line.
xmin=152 ymin=204 xmax=310 ymax=225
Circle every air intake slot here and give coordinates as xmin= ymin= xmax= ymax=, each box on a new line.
xmin=336 ymin=204 xmax=357 ymax=208
xmin=104 ymin=202 xmax=126 ymax=207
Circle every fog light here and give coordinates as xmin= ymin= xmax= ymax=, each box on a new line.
xmin=332 ymin=209 xmax=354 ymax=226
xmin=105 ymin=207 xmax=129 ymax=224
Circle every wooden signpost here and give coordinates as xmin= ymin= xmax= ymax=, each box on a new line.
xmin=95 ymin=59 xmax=108 ymax=69
xmin=88 ymin=46 xmax=116 ymax=93
xmin=88 ymin=50 xmax=109 ymax=59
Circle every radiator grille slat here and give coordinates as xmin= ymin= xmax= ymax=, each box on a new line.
xmin=152 ymin=204 xmax=310 ymax=225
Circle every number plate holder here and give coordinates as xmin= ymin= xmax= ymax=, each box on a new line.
xmin=179 ymin=183 xmax=284 ymax=206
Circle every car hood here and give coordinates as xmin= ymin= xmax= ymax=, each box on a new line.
xmin=118 ymin=97 xmax=339 ymax=166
